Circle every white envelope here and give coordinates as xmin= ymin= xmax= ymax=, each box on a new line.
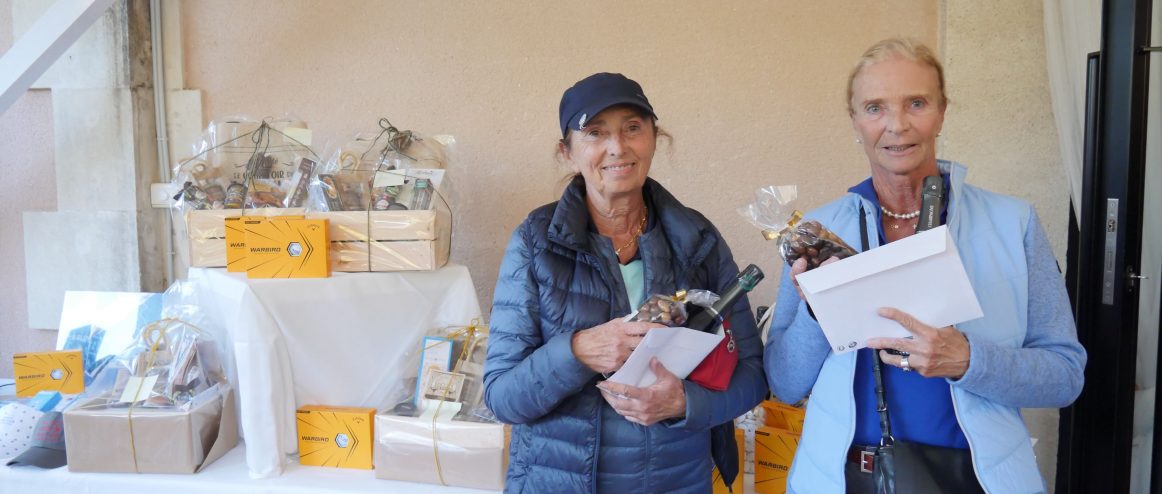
xmin=795 ymin=225 xmax=983 ymax=354
xmin=607 ymin=327 xmax=723 ymax=388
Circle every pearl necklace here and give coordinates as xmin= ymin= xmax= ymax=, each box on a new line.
xmin=881 ymin=206 xmax=920 ymax=220
xmin=614 ymin=207 xmax=649 ymax=256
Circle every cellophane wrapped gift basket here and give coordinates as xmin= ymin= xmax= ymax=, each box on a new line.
xmin=172 ymin=115 xmax=319 ymax=268
xmin=305 ymin=118 xmax=454 ymax=272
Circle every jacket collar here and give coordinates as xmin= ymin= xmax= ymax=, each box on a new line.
xmin=936 ymin=159 xmax=968 ymax=226
xmin=547 ymin=175 xmax=714 ymax=267
xmin=848 ymin=159 xmax=970 ymax=228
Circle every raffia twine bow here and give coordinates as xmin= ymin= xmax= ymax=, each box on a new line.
xmin=123 ymin=317 xmax=207 ymax=473
xmin=323 ymin=118 xmax=450 ymax=271
xmin=171 ymin=117 xmax=319 ymax=212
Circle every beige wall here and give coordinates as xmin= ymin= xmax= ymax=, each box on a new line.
xmin=176 ymin=0 xmax=1064 ymax=333
xmin=180 ymin=0 xmax=937 ymax=315
xmin=943 ymin=1 xmax=1069 ymax=258
xmin=0 ymin=0 xmax=61 ymax=376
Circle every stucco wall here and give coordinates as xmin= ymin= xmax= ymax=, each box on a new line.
xmin=0 ymin=0 xmax=61 ymax=378
xmin=942 ymin=1 xmax=1068 ymax=257
xmin=178 ymin=0 xmax=938 ymax=316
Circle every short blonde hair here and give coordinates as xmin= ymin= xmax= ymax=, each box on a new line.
xmin=846 ymin=38 xmax=948 ymax=114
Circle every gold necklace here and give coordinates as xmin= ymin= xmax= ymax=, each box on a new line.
xmin=887 ymin=216 xmax=918 ymax=230
xmin=614 ymin=207 xmax=648 ymax=256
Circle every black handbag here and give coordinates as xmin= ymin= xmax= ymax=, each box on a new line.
xmin=869 ymin=351 xmax=982 ymax=494
xmin=857 ymin=206 xmax=984 ymax=494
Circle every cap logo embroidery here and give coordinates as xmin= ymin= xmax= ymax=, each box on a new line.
xmin=578 ymin=113 xmax=587 ymax=129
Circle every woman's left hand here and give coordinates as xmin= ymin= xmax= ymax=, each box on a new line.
xmin=595 ymin=358 xmax=686 ymax=426
xmin=866 ymin=307 xmax=971 ymax=379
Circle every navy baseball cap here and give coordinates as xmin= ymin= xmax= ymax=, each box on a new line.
xmin=559 ymin=73 xmax=657 ymax=137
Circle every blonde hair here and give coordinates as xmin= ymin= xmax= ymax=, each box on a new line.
xmin=846 ymin=38 xmax=948 ymax=114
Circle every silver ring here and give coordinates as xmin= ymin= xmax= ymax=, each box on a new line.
xmin=901 ymin=355 xmax=912 ymax=372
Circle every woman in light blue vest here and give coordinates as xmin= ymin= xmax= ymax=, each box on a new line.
xmin=764 ymin=38 xmax=1086 ymax=493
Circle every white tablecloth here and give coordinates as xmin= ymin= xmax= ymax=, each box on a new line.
xmin=0 ymin=442 xmax=496 ymax=494
xmin=189 ymin=266 xmax=482 ymax=478
xmin=1 ymin=441 xmax=756 ymax=494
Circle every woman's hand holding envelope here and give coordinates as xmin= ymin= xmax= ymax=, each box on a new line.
xmin=573 ymin=319 xmax=664 ymax=374
xmin=789 ymin=256 xmax=842 ymax=301
xmin=596 ymin=357 xmax=687 ymax=426
xmin=866 ymin=307 xmax=971 ymax=379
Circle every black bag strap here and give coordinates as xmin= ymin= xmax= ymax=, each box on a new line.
xmin=860 ymin=205 xmax=894 ymax=446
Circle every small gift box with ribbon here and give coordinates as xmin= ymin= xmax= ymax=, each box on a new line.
xmin=62 ymin=315 xmax=238 ymax=474
xmin=374 ymin=320 xmax=509 ymax=490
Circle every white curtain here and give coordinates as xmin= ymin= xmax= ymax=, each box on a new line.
xmin=1042 ymin=0 xmax=1101 ymax=219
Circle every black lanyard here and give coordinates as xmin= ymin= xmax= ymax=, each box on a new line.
xmin=860 ymin=205 xmax=894 ymax=446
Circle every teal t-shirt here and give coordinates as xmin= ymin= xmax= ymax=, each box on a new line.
xmin=619 ymin=260 xmax=646 ymax=310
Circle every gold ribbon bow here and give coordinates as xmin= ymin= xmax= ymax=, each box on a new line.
xmin=428 ymin=318 xmax=488 ymax=485
xmin=761 ymin=209 xmax=803 ymax=241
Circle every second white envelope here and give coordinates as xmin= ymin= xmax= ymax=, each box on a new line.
xmin=795 ymin=225 xmax=983 ymax=354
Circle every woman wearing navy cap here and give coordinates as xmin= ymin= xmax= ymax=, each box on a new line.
xmin=765 ymin=38 xmax=1086 ymax=493
xmin=484 ymin=72 xmax=767 ymax=493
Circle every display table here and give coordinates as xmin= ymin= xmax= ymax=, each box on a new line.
xmin=1 ymin=442 xmax=758 ymax=494
xmin=189 ymin=265 xmax=482 ymax=479
xmin=0 ymin=441 xmax=496 ymax=494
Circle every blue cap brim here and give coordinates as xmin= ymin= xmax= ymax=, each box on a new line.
xmin=564 ymin=98 xmax=657 ymax=136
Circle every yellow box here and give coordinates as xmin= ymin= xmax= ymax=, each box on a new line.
xmin=185 ymin=207 xmax=306 ymax=267
xmin=761 ymin=400 xmax=806 ymax=433
xmin=296 ymin=405 xmax=376 ymax=469
xmin=754 ymin=426 xmax=800 ymax=494
xmin=13 ymin=350 xmax=84 ymax=397
xmin=225 ymin=216 xmax=247 ymax=272
xmin=225 ymin=215 xmax=304 ymax=272
xmin=712 ymin=427 xmax=746 ymax=494
xmin=244 ymin=217 xmax=330 ymax=278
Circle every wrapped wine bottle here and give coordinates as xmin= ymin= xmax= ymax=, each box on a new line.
xmin=685 ymin=264 xmax=764 ymax=334
xmin=687 ymin=264 xmax=765 ymax=494
xmin=685 ymin=263 xmax=763 ymax=394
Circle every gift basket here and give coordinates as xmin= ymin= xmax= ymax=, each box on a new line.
xmin=305 ymin=118 xmax=454 ymax=272
xmin=374 ymin=320 xmax=507 ymax=490
xmin=172 ymin=115 xmax=319 ymax=267
xmin=738 ymin=185 xmax=857 ymax=269
xmin=62 ymin=281 xmax=238 ymax=474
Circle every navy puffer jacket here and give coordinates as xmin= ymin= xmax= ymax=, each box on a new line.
xmin=485 ymin=176 xmax=768 ymax=493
